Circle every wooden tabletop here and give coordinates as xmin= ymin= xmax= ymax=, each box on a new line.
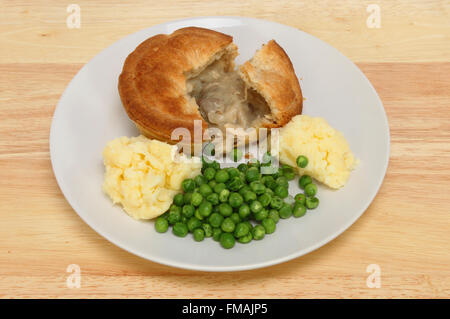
xmin=1 ymin=0 xmax=449 ymax=298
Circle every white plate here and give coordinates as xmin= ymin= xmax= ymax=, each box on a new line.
xmin=50 ymin=16 xmax=389 ymax=272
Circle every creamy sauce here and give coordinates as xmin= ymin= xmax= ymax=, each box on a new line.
xmin=187 ymin=60 xmax=269 ymax=130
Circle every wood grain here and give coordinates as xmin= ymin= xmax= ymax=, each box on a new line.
xmin=1 ymin=0 xmax=449 ymax=63
xmin=0 ymin=0 xmax=449 ymax=299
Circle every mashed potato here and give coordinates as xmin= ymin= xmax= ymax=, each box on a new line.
xmin=102 ymin=135 xmax=201 ymax=220
xmin=279 ymin=115 xmax=358 ymax=189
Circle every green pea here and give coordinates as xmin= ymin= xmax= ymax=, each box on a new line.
xmin=220 ymin=233 xmax=235 ymax=249
xmin=230 ymin=213 xmax=241 ymax=224
xmin=261 ymin=175 xmax=274 ymax=186
xmin=212 ymin=228 xmax=222 ymax=241
xmin=208 ymin=180 xmax=217 ymax=188
xmin=279 ymin=203 xmax=293 ymax=219
xmin=274 ymin=185 xmax=289 ymax=199
xmin=244 ymin=221 xmax=253 ymax=231
xmin=265 ymin=179 xmax=278 ymax=190
xmin=168 ymin=210 xmax=181 ymax=225
xmin=227 ymin=167 xmax=240 ymax=178
xmin=187 ymin=217 xmax=202 ymax=232
xmin=296 ymin=155 xmax=309 ymax=168
xmin=202 ymin=223 xmax=213 ymax=237
xmin=219 ymin=189 xmax=230 ymax=202
xmin=232 ymin=148 xmax=243 ymax=162
xmin=215 ymin=169 xmax=230 ymax=183
xmin=199 ymin=184 xmax=213 ymax=197
xmin=245 ymin=167 xmax=261 ymax=183
xmin=173 ymin=193 xmax=184 ymax=207
xmin=155 ymin=217 xmax=169 ymax=233
xmin=294 ymin=193 xmax=306 ymax=205
xmin=272 ymin=170 xmax=282 ymax=180
xmin=254 ymin=208 xmax=268 ymax=221
xmin=234 ymin=222 xmax=250 ymax=238
xmin=228 ymin=192 xmax=244 ymax=208
xmin=203 ymin=167 xmax=216 ymax=181
xmin=276 ymin=176 xmax=289 ymax=188
xmin=193 ymin=228 xmax=205 ymax=241
xmin=261 ymin=218 xmax=276 ymax=234
xmin=198 ymin=201 xmax=212 ymax=217
xmin=304 ymin=183 xmax=318 ymax=197
xmin=160 ymin=211 xmax=169 ymax=219
xmin=243 ymin=190 xmax=257 ymax=202
xmin=208 ymin=212 xmax=224 ymax=228
xmin=221 ymin=217 xmax=235 ymax=233
xmin=299 ymin=175 xmax=313 ymax=189
xmin=218 ymin=203 xmax=233 ymax=217
xmin=239 ymin=185 xmax=250 ymax=197
xmin=206 ymin=192 xmax=219 ymax=205
xmin=169 ymin=204 xmax=181 ymax=215
xmin=258 ymin=193 xmax=272 ymax=207
xmin=250 ymin=200 xmax=263 ymax=213
xmin=227 ymin=176 xmax=244 ymax=191
xmin=183 ymin=192 xmax=193 ymax=204
xmin=238 ymin=204 xmax=251 ymax=219
xmin=306 ymin=197 xmax=319 ymax=209
xmin=281 ymin=165 xmax=296 ymax=181
xmin=237 ymin=232 xmax=253 ymax=243
xmin=250 ymin=181 xmax=266 ymax=195
xmin=182 ymin=204 xmax=195 ymax=218
xmin=172 ymin=222 xmax=188 ymax=237
xmin=190 ymin=192 xmax=203 ymax=206
xmin=283 ymin=170 xmax=296 ymax=181
xmin=268 ymin=209 xmax=280 ymax=223
xmin=270 ymin=196 xmax=284 ymax=210
xmin=214 ymin=182 xmax=227 ymax=194
xmin=194 ymin=209 xmax=204 ymax=221
xmin=194 ymin=175 xmax=207 ymax=187
xmin=252 ymin=225 xmax=265 ymax=240
xmin=237 ymin=163 xmax=248 ymax=173
xmin=293 ymin=203 xmax=307 ymax=217
xmin=182 ymin=178 xmax=195 ymax=192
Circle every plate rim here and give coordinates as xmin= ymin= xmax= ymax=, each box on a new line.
xmin=50 ymin=15 xmax=390 ymax=272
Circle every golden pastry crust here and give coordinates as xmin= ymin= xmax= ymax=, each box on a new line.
xmin=119 ymin=27 xmax=237 ymax=143
xmin=239 ymin=40 xmax=303 ymax=127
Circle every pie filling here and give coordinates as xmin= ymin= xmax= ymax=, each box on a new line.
xmin=187 ymin=58 xmax=272 ymax=131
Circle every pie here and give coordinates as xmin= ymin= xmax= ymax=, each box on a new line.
xmin=118 ymin=27 xmax=303 ymax=146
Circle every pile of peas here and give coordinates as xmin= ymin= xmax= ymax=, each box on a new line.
xmin=154 ymin=153 xmax=320 ymax=249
